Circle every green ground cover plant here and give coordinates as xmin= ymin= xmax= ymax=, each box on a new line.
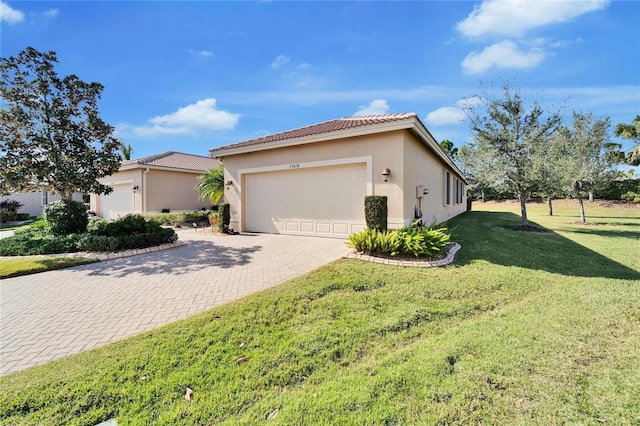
xmin=0 ymin=256 xmax=99 ymax=279
xmin=348 ymin=220 xmax=451 ymax=257
xmin=0 ymin=199 xmax=638 ymax=425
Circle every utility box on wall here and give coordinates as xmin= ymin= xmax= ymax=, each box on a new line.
xmin=416 ymin=185 xmax=424 ymax=199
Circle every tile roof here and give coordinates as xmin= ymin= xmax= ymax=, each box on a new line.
xmin=121 ymin=151 xmax=219 ymax=172
xmin=210 ymin=113 xmax=418 ymax=154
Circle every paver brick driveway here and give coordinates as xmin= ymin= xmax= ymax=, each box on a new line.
xmin=0 ymin=231 xmax=350 ymax=375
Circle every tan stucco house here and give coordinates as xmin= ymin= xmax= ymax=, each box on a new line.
xmin=90 ymin=151 xmax=219 ymax=220
xmin=2 ymin=191 xmax=84 ymax=218
xmin=209 ymin=113 xmax=468 ymax=238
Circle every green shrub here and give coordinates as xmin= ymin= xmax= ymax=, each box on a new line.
xmin=44 ymin=200 xmax=88 ymax=235
xmin=218 ymin=203 xmax=230 ymax=233
xmin=16 ymin=213 xmax=31 ymax=221
xmin=77 ymin=228 xmax=177 ymax=252
xmin=347 ymin=220 xmax=451 ymax=258
xmin=0 ymin=210 xmax=17 ymax=223
xmin=621 ymin=191 xmax=640 ymax=203
xmin=364 ymin=195 xmax=388 ymax=232
xmin=77 ymin=214 xmax=178 ymax=252
xmin=0 ymin=230 xmax=81 ymax=256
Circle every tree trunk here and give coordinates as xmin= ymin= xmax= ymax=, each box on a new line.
xmin=588 ymin=191 xmax=594 ymax=203
xmin=481 ymin=189 xmax=486 ymax=203
xmin=519 ymin=194 xmax=529 ymax=226
xmin=547 ymin=197 xmax=553 ymax=216
xmin=577 ymin=194 xmax=586 ymax=223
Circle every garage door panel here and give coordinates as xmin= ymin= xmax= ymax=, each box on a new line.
xmin=100 ymin=184 xmax=133 ymax=220
xmin=245 ymin=163 xmax=366 ymax=238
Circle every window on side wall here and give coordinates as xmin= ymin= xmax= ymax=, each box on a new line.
xmin=445 ymin=171 xmax=451 ymax=205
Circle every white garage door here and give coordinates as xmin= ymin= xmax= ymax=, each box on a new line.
xmin=99 ymin=184 xmax=133 ymax=220
xmin=245 ymin=163 xmax=367 ymax=238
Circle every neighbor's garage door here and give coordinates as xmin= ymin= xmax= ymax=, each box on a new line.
xmin=99 ymin=184 xmax=133 ymax=220
xmin=245 ymin=163 xmax=367 ymax=238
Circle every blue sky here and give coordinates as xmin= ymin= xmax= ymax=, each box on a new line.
xmin=2 ymin=0 xmax=639 ymax=161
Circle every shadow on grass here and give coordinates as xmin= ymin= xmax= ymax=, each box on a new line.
xmin=559 ymin=226 xmax=640 ymax=240
xmin=82 ymin=238 xmax=262 ymax=278
xmin=448 ymin=211 xmax=639 ymax=280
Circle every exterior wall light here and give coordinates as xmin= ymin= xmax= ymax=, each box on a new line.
xmin=381 ymin=168 xmax=391 ymax=182
xmin=225 ymin=180 xmax=233 ymax=189
xmin=132 ymin=185 xmax=139 ymax=193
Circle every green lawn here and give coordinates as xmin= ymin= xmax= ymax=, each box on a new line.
xmin=1 ymin=199 xmax=638 ymax=425
xmin=0 ymin=256 xmax=99 ymax=279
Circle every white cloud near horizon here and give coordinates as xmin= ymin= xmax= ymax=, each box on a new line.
xmin=354 ymin=99 xmax=390 ymax=116
xmin=461 ymin=40 xmax=545 ymax=74
xmin=123 ymin=98 xmax=240 ymax=138
xmin=457 ymin=0 xmax=609 ymax=38
xmin=0 ymin=1 xmax=24 ymax=24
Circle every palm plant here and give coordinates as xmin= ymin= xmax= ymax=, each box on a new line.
xmin=614 ymin=115 xmax=640 ymax=166
xmin=196 ymin=164 xmax=225 ymax=205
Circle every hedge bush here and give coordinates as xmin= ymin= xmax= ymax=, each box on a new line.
xmin=77 ymin=228 xmax=177 ymax=252
xmin=218 ymin=203 xmax=230 ymax=233
xmin=347 ymin=220 xmax=451 ymax=258
xmin=44 ymin=200 xmax=88 ymax=235
xmin=142 ymin=210 xmax=211 ymax=226
xmin=364 ymin=195 xmax=388 ymax=232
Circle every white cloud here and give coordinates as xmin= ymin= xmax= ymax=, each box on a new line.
xmin=271 ymin=54 xmax=290 ymax=68
xmin=425 ymin=98 xmax=483 ymax=126
xmin=425 ymin=107 xmax=466 ymax=126
xmin=189 ymin=49 xmax=213 ymax=57
xmin=126 ymin=98 xmax=240 ymax=138
xmin=457 ymin=0 xmax=609 ymax=38
xmin=0 ymin=1 xmax=25 ymax=24
xmin=44 ymin=8 xmax=58 ymax=18
xmin=354 ymin=99 xmax=390 ymax=116
xmin=461 ymin=40 xmax=545 ymax=74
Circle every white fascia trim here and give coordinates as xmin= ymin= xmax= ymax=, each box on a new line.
xmin=210 ymin=120 xmax=415 ymax=158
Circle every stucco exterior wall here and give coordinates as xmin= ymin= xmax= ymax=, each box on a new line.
xmin=402 ymin=132 xmax=467 ymax=225
xmin=3 ymin=191 xmax=84 ymax=217
xmin=144 ymin=169 xmax=210 ymax=212
xmin=220 ymin=131 xmax=408 ymax=231
xmin=91 ymin=168 xmax=210 ymax=218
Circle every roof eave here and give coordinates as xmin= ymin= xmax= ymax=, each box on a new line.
xmin=209 ymin=118 xmax=417 ymax=158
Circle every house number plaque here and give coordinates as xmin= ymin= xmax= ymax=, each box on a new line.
xmin=289 ymin=163 xmax=300 ymax=169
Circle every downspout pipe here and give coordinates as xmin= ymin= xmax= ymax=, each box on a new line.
xmin=143 ymin=167 xmax=150 ymax=212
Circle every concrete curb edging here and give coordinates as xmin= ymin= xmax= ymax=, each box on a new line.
xmin=345 ymin=242 xmax=461 ymax=267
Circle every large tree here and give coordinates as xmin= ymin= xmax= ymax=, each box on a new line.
xmin=614 ymin=115 xmax=640 ymax=166
xmin=556 ymin=112 xmax=615 ymax=223
xmin=0 ymin=47 xmax=121 ymax=200
xmin=465 ymin=84 xmax=561 ymax=226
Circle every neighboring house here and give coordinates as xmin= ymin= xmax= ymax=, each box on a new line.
xmin=2 ymin=191 xmax=84 ymax=218
xmin=209 ymin=113 xmax=468 ymax=238
xmin=90 ymin=151 xmax=220 ymax=220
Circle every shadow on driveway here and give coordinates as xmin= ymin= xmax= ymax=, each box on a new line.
xmin=80 ymin=239 xmax=262 ymax=278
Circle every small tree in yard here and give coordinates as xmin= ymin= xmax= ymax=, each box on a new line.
xmin=556 ymin=112 xmax=616 ymax=223
xmin=465 ymin=84 xmax=561 ymax=226
xmin=0 ymin=47 xmax=121 ymax=205
xmin=458 ymin=139 xmax=502 ymax=203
